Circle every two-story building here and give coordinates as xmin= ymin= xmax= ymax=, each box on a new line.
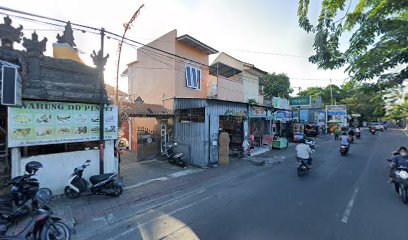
xmin=127 ymin=30 xmax=272 ymax=167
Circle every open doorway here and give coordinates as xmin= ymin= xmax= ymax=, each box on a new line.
xmin=219 ymin=116 xmax=244 ymax=155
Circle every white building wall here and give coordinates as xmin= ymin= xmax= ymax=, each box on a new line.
xmin=243 ymin=73 xmax=260 ymax=103
xmin=11 ymin=140 xmax=117 ymax=195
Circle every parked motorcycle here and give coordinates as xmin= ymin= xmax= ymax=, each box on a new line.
xmin=340 ymin=144 xmax=350 ymax=156
xmin=370 ymin=129 xmax=376 ymax=135
xmin=163 ymin=143 xmax=187 ymax=168
xmin=356 ymin=132 xmax=361 ymax=139
xmin=0 ymin=161 xmax=43 ymax=223
xmin=297 ymin=157 xmax=310 ymax=176
xmin=64 ymin=160 xmax=123 ymax=199
xmin=1 ymin=188 xmax=71 ymax=240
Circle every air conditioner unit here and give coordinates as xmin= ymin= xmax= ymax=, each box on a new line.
xmin=1 ymin=61 xmax=22 ymax=106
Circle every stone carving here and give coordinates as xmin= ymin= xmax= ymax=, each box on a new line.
xmin=23 ymin=32 xmax=47 ymax=56
xmin=0 ymin=16 xmax=23 ymax=49
xmin=90 ymin=50 xmax=109 ymax=70
xmin=56 ymin=21 xmax=76 ymax=47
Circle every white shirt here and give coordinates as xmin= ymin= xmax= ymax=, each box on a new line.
xmin=296 ymin=143 xmax=312 ymax=159
xmin=340 ymin=135 xmax=349 ymax=145
xmin=355 ymin=128 xmax=361 ymax=133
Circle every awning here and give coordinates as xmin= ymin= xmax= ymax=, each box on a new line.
xmin=122 ymin=102 xmax=173 ymax=117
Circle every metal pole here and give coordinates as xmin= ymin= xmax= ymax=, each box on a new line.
xmin=329 ymin=78 xmax=333 ymax=105
xmin=115 ymin=4 xmax=144 ymax=104
xmin=99 ymin=28 xmax=105 ymax=174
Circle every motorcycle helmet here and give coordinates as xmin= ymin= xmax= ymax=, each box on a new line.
xmin=299 ymin=138 xmax=306 ymax=144
xmin=25 ymin=161 xmax=43 ymax=175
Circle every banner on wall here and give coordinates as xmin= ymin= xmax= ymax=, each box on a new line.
xmin=8 ymin=100 xmax=118 ymax=147
xmin=272 ymin=97 xmax=290 ymax=110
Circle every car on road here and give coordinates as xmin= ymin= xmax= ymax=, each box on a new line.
xmin=369 ymin=122 xmax=385 ymax=131
xmin=304 ymin=124 xmax=319 ymax=137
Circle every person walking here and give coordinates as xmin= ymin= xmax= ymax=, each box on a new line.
xmin=334 ymin=127 xmax=340 ymax=140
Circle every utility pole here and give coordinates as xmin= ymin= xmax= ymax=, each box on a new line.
xmin=115 ymin=4 xmax=144 ymax=104
xmin=91 ymin=28 xmax=109 ymax=174
xmin=99 ymin=28 xmax=105 ymax=175
xmin=329 ymin=78 xmax=334 ymax=105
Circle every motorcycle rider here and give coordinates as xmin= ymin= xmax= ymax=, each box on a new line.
xmin=355 ymin=127 xmax=361 ymax=135
xmin=340 ymin=132 xmax=350 ymax=147
xmin=388 ymin=147 xmax=408 ymax=183
xmin=348 ymin=127 xmax=355 ymax=140
xmin=296 ymin=138 xmax=313 ymax=168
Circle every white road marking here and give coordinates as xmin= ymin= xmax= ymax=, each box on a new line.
xmin=108 ymin=196 xmax=212 ymax=240
xmin=124 ymin=177 xmax=169 ymax=190
xmin=402 ymin=129 xmax=408 ymax=139
xmin=169 ymin=169 xmax=202 ymax=178
xmin=341 ymin=187 xmax=359 ymax=224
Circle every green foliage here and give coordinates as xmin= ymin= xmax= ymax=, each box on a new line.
xmin=297 ymin=0 xmax=408 ymax=84
xmin=263 ymin=73 xmax=293 ymax=99
xmin=298 ymin=84 xmax=343 ymax=105
xmin=248 ymin=98 xmax=258 ymax=105
xmin=298 ymin=80 xmax=387 ymax=121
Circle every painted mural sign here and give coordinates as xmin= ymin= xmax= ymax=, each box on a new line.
xmin=273 ymin=110 xmax=292 ymax=121
xmin=272 ymin=97 xmax=290 ymax=110
xmin=326 ymin=105 xmax=347 ymax=126
xmin=8 ymin=100 xmax=118 ymax=147
xmin=250 ymin=106 xmax=266 ymax=117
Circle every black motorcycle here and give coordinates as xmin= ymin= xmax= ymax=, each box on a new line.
xmin=297 ymin=157 xmax=310 ymax=176
xmin=1 ymin=188 xmax=71 ymax=240
xmin=356 ymin=132 xmax=361 ymax=139
xmin=163 ymin=143 xmax=187 ymax=168
xmin=340 ymin=144 xmax=349 ymax=156
xmin=392 ymin=166 xmax=408 ymax=204
xmin=0 ymin=161 xmax=43 ymax=224
xmin=64 ymin=160 xmax=123 ymax=199
xmin=370 ymin=129 xmax=376 ymax=135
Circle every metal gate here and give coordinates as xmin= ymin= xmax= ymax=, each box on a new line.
xmin=137 ymin=127 xmax=160 ymax=161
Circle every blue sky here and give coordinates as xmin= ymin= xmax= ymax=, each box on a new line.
xmin=3 ymin=0 xmax=351 ymax=94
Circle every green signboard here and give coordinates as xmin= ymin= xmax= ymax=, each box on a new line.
xmin=8 ymin=100 xmax=118 ymax=147
xmin=289 ymin=96 xmax=311 ymax=107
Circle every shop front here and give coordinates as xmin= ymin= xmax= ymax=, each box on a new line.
xmin=248 ymin=105 xmax=273 ymax=155
xmin=167 ymin=98 xmax=249 ymax=167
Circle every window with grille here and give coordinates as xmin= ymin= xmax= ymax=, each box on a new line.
xmin=185 ymin=65 xmax=201 ymax=89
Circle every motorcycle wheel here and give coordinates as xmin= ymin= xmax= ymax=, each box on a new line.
xmin=399 ymin=186 xmax=408 ymax=204
xmin=297 ymin=167 xmax=305 ymax=176
xmin=40 ymin=221 xmax=71 ymax=240
xmin=110 ymin=186 xmax=123 ymax=197
xmin=64 ymin=187 xmax=80 ymax=199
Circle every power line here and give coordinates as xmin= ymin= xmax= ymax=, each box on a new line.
xmin=2 ymin=6 xmax=349 ymax=92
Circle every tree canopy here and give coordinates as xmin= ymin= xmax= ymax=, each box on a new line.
xmin=298 ymin=81 xmax=387 ymax=121
xmin=297 ymin=0 xmax=408 ymax=85
xmin=263 ymin=73 xmax=293 ymax=99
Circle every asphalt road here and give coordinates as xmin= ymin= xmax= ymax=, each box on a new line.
xmin=87 ymin=127 xmax=408 ymax=240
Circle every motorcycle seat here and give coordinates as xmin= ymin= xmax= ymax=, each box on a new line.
xmin=90 ymin=173 xmax=115 ymax=184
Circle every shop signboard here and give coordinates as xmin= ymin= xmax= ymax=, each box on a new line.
xmin=289 ymin=96 xmax=311 ymax=107
xmin=326 ymin=105 xmax=347 ymax=126
xmin=327 ymin=106 xmax=347 ymax=116
xmin=8 ymin=100 xmax=118 ymax=147
xmin=300 ymin=110 xmax=308 ymax=122
xmin=274 ymin=110 xmax=292 ymax=121
xmin=272 ymin=97 xmax=290 ymax=110
xmin=250 ymin=106 xmax=266 ymax=117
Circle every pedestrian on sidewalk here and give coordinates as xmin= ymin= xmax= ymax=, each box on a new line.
xmin=334 ymin=127 xmax=340 ymax=140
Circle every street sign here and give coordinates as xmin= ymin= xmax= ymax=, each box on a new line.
xmin=289 ymin=96 xmax=311 ymax=107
